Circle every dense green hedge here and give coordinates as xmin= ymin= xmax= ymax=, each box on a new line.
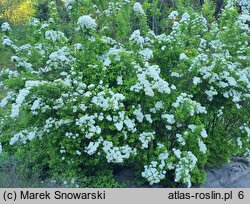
xmin=0 ymin=0 xmax=249 ymax=187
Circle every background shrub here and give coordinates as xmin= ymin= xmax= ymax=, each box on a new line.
xmin=0 ymin=0 xmax=249 ymax=187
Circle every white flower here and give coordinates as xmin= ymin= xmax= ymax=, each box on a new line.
xmin=2 ymin=37 xmax=13 ymax=46
xmin=45 ymin=30 xmax=67 ymax=42
xmin=11 ymin=89 xmax=30 ymax=118
xmin=0 ymin=91 xmax=14 ymax=108
xmin=133 ymin=106 xmax=144 ymax=122
xmin=77 ymin=15 xmax=97 ymax=31
xmin=168 ymin=11 xmax=179 ymax=20
xmin=74 ymin=43 xmax=82 ymax=50
xmin=102 ymin=141 xmax=136 ymax=163
xmin=200 ymin=129 xmax=208 ymax=138
xmin=129 ymin=30 xmax=145 ymax=47
xmin=173 ymin=148 xmax=181 ymax=158
xmin=65 ymin=0 xmax=75 ymax=9
xmin=193 ymin=77 xmax=201 ymax=85
xmin=176 ymin=134 xmax=186 ymax=146
xmin=85 ymin=138 xmax=103 ymax=155
xmin=236 ymin=137 xmax=243 ymax=148
xmin=25 ymin=80 xmax=45 ymax=88
xmin=29 ymin=18 xmax=40 ymax=26
xmin=188 ymin=124 xmax=197 ymax=132
xmin=139 ymin=48 xmax=153 ymax=60
xmin=0 ymin=143 xmax=2 ymax=153
xmin=198 ymin=139 xmax=207 ymax=154
xmin=171 ymin=72 xmax=183 ymax=78
xmin=180 ymin=12 xmax=190 ymax=24
xmin=162 ymin=114 xmax=175 ymax=124
xmin=27 ymin=132 xmax=36 ymax=141
xmin=117 ymin=76 xmax=123 ymax=85
xmin=31 ymin=99 xmax=42 ymax=111
xmin=225 ymin=0 xmax=235 ymax=10
xmin=139 ymin=132 xmax=155 ymax=149
xmin=76 ymin=150 xmax=82 ymax=155
xmin=155 ymin=101 xmax=163 ymax=110
xmin=141 ymin=161 xmax=166 ymax=185
xmin=133 ymin=2 xmax=145 ymax=15
xmin=1 ymin=22 xmax=11 ymax=32
xmin=180 ymin=53 xmax=188 ymax=60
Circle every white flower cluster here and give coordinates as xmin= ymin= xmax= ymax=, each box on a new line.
xmin=116 ymin=76 xmax=123 ymax=85
xmin=65 ymin=132 xmax=79 ymax=139
xmin=171 ymin=72 xmax=183 ymax=78
xmin=162 ymin=114 xmax=175 ymax=124
xmin=85 ymin=137 xmax=104 ymax=155
xmin=180 ymin=53 xmax=188 ymax=60
xmin=102 ymin=2 xmax=122 ymax=17
xmin=2 ymin=36 xmax=13 ymax=47
xmin=91 ymin=90 xmax=125 ymax=111
xmin=53 ymin=98 xmax=64 ymax=110
xmin=133 ymin=105 xmax=144 ymax=122
xmin=130 ymin=63 xmax=172 ymax=97
xmin=45 ymin=30 xmax=67 ymax=42
xmin=139 ymin=48 xmax=153 ymax=61
xmin=198 ymin=139 xmax=207 ymax=154
xmin=200 ymin=129 xmax=208 ymax=138
xmin=139 ymin=132 xmax=155 ymax=149
xmin=225 ymin=0 xmax=236 ymax=10
xmin=76 ymin=114 xmax=101 ymax=139
xmin=100 ymin=47 xmax=125 ymax=67
xmin=188 ymin=124 xmax=197 ymax=132
xmin=239 ymin=124 xmax=250 ymax=137
xmin=102 ymin=141 xmax=137 ymax=163
xmin=193 ymin=76 xmax=202 ymax=85
xmin=237 ymin=0 xmax=250 ymax=11
xmin=168 ymin=11 xmax=179 ymax=20
xmin=9 ymin=80 xmax=47 ymax=118
xmin=46 ymin=46 xmax=75 ymax=70
xmin=133 ymin=2 xmax=145 ymax=15
xmin=77 ymin=15 xmax=97 ymax=31
xmin=1 ymin=22 xmax=11 ymax=32
xmin=141 ymin=161 xmax=166 ymax=185
xmin=0 ymin=91 xmax=15 ymax=108
xmin=205 ymin=87 xmax=218 ymax=101
xmin=9 ymin=128 xmax=40 ymax=145
xmin=0 ymin=143 xmax=2 ymax=153
xmin=11 ymin=89 xmax=30 ymax=119
xmin=142 ymin=150 xmax=173 ymax=185
xmin=31 ymin=98 xmax=42 ymax=115
xmin=65 ymin=0 xmax=75 ymax=10
xmin=11 ymin=56 xmax=33 ymax=71
xmin=122 ymin=116 xmax=136 ymax=132
xmin=43 ymin=118 xmax=71 ymax=133
xmin=174 ymin=151 xmax=198 ymax=188
xmin=180 ymin=12 xmax=190 ymax=24
xmin=172 ymin=93 xmax=207 ymax=115
xmin=25 ymin=80 xmax=46 ymax=88
xmin=176 ymin=134 xmax=186 ymax=146
xmin=129 ymin=30 xmax=145 ymax=48
xmin=29 ymin=18 xmax=40 ymax=27
xmin=188 ymin=18 xmax=250 ymax=108
xmin=236 ymin=137 xmax=243 ymax=148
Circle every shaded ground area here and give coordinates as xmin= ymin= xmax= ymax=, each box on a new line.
xmin=1 ymin=155 xmax=249 ymax=188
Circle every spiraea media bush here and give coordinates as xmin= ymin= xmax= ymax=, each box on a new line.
xmin=0 ymin=0 xmax=249 ymax=187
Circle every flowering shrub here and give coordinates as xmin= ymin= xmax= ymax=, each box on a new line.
xmin=0 ymin=0 xmax=249 ymax=187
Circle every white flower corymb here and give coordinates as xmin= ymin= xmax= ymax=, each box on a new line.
xmin=77 ymin=15 xmax=97 ymax=31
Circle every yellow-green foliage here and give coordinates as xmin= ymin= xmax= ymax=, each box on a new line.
xmin=202 ymin=0 xmax=216 ymax=22
xmin=0 ymin=0 xmax=35 ymax=23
